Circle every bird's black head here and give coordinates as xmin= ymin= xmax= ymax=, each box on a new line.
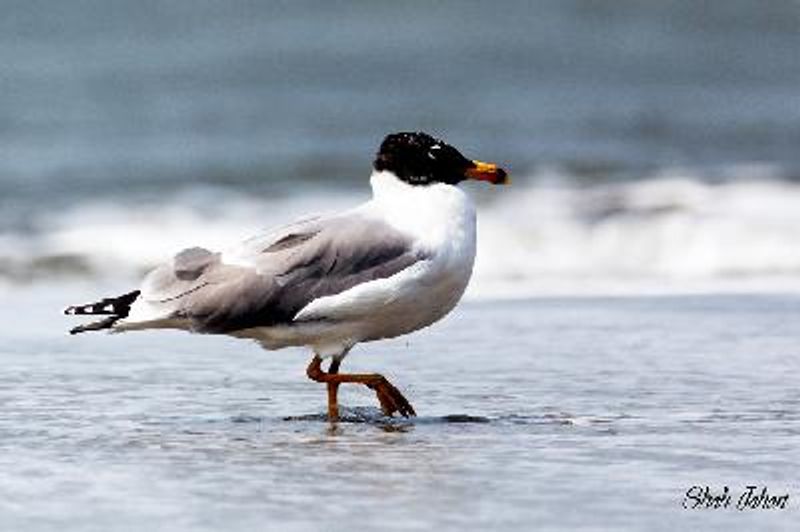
xmin=373 ymin=132 xmax=509 ymax=186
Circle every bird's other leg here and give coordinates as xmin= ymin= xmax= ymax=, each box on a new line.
xmin=306 ymin=355 xmax=416 ymax=419
xmin=326 ymin=356 xmax=342 ymax=421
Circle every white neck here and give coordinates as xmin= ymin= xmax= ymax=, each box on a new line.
xmin=366 ymin=170 xmax=476 ymax=253
xmin=369 ymin=169 xmax=463 ymax=202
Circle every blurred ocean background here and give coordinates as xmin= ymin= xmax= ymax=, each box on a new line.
xmin=3 ymin=0 xmax=800 ymax=296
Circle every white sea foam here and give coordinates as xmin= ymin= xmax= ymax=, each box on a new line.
xmin=3 ymin=170 xmax=800 ymax=297
xmin=472 ymin=167 xmax=800 ymax=297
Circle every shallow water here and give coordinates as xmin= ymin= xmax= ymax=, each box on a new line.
xmin=1 ymin=288 xmax=797 ymax=530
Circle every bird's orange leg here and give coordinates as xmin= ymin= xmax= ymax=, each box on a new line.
xmin=306 ymin=355 xmax=416 ymax=420
xmin=326 ymin=357 xmax=342 ymax=421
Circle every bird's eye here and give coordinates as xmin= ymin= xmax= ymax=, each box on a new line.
xmin=427 ymin=145 xmax=441 ymax=160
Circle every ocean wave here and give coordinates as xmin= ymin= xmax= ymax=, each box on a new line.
xmin=3 ymin=169 xmax=800 ymax=297
xmin=473 ymin=166 xmax=800 ymax=296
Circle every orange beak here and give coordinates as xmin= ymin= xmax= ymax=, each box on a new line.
xmin=464 ymin=160 xmax=510 ymax=185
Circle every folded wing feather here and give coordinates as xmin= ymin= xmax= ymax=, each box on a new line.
xmin=133 ymin=214 xmax=427 ymax=333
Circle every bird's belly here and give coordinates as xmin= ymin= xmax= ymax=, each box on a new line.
xmin=231 ymin=317 xmax=360 ymax=355
xmin=356 ymin=264 xmax=471 ymax=342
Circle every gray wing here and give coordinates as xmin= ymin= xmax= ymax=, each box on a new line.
xmin=138 ymin=213 xmax=427 ymax=333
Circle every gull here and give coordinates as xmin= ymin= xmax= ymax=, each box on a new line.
xmin=65 ymin=132 xmax=509 ymax=420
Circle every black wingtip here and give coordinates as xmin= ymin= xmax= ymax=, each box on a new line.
xmin=65 ymin=290 xmax=141 ymax=334
xmin=68 ymin=315 xmax=118 ymax=335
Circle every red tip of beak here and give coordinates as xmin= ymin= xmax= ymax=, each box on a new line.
xmin=465 ymin=160 xmax=510 ymax=185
